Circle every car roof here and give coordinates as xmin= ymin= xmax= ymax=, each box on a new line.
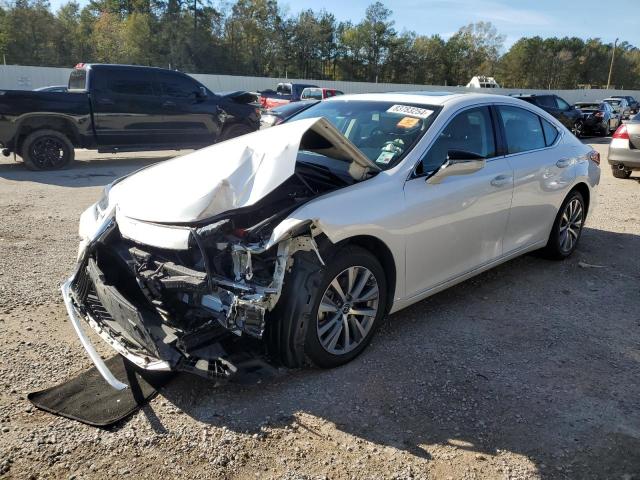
xmin=326 ymin=91 xmax=513 ymax=107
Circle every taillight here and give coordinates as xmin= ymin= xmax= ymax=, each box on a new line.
xmin=612 ymin=124 xmax=629 ymax=139
xmin=588 ymin=150 xmax=600 ymax=165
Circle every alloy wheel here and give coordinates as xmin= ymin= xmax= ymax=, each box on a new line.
xmin=30 ymin=136 xmax=67 ymax=169
xmin=571 ymin=120 xmax=584 ymax=138
xmin=558 ymin=198 xmax=583 ymax=253
xmin=316 ymin=266 xmax=379 ymax=355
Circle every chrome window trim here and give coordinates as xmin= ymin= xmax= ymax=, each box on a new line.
xmin=408 ymin=102 xmax=502 ymax=180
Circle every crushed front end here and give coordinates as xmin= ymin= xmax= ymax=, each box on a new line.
xmin=61 ymin=117 xmax=372 ymax=389
xmin=62 ymin=173 xmax=331 ymax=390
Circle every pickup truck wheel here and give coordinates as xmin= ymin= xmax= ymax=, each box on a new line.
xmin=22 ymin=130 xmax=74 ymax=170
xmin=218 ymin=123 xmax=254 ymax=142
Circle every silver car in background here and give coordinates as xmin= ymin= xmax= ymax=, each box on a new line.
xmin=608 ymin=114 xmax=640 ymax=179
xmin=62 ymin=92 xmax=600 ymax=389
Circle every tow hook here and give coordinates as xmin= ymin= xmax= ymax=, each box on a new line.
xmin=1 ymin=148 xmax=10 ymax=157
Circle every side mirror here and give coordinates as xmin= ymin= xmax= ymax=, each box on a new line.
xmin=427 ymin=150 xmax=486 ymax=184
xmin=196 ymin=86 xmax=208 ymax=99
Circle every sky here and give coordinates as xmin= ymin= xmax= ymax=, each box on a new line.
xmin=282 ymin=0 xmax=640 ymax=49
xmin=44 ymin=0 xmax=639 ymax=50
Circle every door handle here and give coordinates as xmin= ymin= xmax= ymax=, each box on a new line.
xmin=490 ymin=175 xmax=512 ymax=187
xmin=162 ymin=100 xmax=176 ymax=107
xmin=556 ymin=158 xmax=571 ymax=168
xmin=97 ymin=98 xmax=114 ymax=105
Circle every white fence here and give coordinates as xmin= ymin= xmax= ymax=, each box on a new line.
xmin=2 ymin=64 xmax=639 ymax=105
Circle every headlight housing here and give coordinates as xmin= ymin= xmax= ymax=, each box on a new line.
xmin=96 ymin=183 xmax=112 ymax=213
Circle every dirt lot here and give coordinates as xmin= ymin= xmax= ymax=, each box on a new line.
xmin=0 ymin=141 xmax=639 ymax=480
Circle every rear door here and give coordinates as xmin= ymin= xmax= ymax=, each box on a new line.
xmin=154 ymin=70 xmax=221 ymax=148
xmin=497 ymin=105 xmax=577 ymax=253
xmin=91 ymin=67 xmax=166 ymax=148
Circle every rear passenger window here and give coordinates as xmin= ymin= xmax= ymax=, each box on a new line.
xmin=419 ymin=106 xmax=496 ymax=173
xmin=156 ymin=72 xmax=199 ymax=98
xmin=105 ymin=70 xmax=155 ymax=96
xmin=498 ymin=106 xmax=546 ymax=154
xmin=541 ymin=118 xmax=559 ymax=146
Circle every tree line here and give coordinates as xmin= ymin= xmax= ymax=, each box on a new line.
xmin=1 ymin=0 xmax=639 ymax=89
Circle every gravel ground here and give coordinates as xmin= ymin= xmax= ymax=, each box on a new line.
xmin=0 ymin=142 xmax=639 ymax=480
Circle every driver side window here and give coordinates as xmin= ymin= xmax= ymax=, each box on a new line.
xmin=418 ymin=106 xmax=496 ymax=174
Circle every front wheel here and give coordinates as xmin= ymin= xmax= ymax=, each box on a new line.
xmin=543 ymin=190 xmax=585 ymax=260
xmin=267 ymin=245 xmax=388 ymax=369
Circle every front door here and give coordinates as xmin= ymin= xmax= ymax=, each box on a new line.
xmin=403 ymin=106 xmax=514 ymax=298
xmin=154 ymin=71 xmax=222 ymax=148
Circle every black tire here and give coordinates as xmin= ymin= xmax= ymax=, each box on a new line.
xmin=266 ymin=245 xmax=388 ymax=369
xmin=612 ymin=165 xmax=632 ymax=179
xmin=543 ymin=190 xmax=586 ymax=260
xmin=21 ymin=129 xmax=74 ymax=171
xmin=218 ymin=123 xmax=254 ymax=142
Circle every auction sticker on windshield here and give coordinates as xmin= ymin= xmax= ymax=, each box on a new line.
xmin=387 ymin=105 xmax=434 ymax=119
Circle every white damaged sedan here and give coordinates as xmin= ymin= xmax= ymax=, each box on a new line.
xmin=63 ymin=92 xmax=600 ymax=389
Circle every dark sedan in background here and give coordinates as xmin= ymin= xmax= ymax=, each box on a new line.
xmin=575 ymin=101 xmax=620 ymax=136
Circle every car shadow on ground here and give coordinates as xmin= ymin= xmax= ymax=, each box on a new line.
xmin=145 ymin=226 xmax=640 ymax=479
xmin=0 ymin=154 xmax=176 ymax=188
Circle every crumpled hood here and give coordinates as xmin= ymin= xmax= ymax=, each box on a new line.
xmin=109 ymin=117 xmax=379 ymax=224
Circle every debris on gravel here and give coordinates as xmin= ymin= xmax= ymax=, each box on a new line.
xmin=1 ymin=145 xmax=639 ymax=479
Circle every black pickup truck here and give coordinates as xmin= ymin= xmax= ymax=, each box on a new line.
xmin=0 ymin=64 xmax=260 ymax=170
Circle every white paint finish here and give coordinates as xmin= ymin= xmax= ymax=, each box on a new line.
xmin=86 ymin=92 xmax=599 ymax=317
xmin=502 ymin=141 xmax=581 ymax=253
xmin=403 ymin=157 xmax=514 ymax=298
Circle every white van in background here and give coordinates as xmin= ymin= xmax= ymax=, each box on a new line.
xmin=466 ymin=76 xmax=501 ymax=88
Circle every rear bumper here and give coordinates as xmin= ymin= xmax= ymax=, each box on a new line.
xmin=608 ymin=147 xmax=640 ymax=168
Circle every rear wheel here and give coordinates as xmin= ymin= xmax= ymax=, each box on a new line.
xmin=267 ymin=245 xmax=387 ymax=369
xmin=571 ymin=120 xmax=584 ymax=138
xmin=543 ymin=190 xmax=585 ymax=260
xmin=21 ymin=129 xmax=74 ymax=171
xmin=612 ymin=165 xmax=632 ymax=179
xmin=218 ymin=123 xmax=254 ymax=142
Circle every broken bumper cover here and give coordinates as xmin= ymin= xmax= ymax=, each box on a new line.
xmin=61 ymin=278 xmax=168 ymax=391
xmin=62 ymin=208 xmax=240 ymax=390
